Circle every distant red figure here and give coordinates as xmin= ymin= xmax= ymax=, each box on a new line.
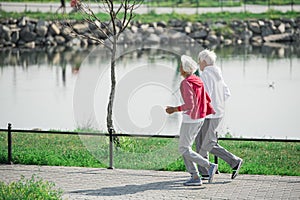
xmin=70 ymin=0 xmax=81 ymax=13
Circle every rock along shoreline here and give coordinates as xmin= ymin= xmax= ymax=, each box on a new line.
xmin=1 ymin=16 xmax=300 ymax=48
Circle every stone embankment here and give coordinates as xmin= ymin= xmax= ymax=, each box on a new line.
xmin=0 ymin=17 xmax=300 ymax=48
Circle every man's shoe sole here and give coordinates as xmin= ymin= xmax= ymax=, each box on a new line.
xmin=232 ymin=159 xmax=243 ymax=179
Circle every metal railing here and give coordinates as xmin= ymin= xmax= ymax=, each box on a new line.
xmin=1 ymin=123 xmax=299 ymax=169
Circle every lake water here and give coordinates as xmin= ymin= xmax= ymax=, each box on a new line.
xmin=0 ymin=44 xmax=299 ymax=139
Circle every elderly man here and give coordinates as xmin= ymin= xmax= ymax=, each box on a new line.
xmin=196 ymin=49 xmax=243 ymax=180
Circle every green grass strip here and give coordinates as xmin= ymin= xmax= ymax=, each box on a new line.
xmin=0 ymin=10 xmax=299 ymax=23
xmin=1 ymin=132 xmax=299 ymax=176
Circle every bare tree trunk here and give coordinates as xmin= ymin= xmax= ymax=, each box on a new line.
xmin=107 ymin=35 xmax=117 ymax=132
xmin=107 ymin=35 xmax=120 ymax=147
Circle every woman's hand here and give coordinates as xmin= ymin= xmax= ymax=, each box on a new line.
xmin=166 ymin=106 xmax=177 ymax=114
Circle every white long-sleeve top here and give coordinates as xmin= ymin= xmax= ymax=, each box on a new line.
xmin=200 ymin=65 xmax=231 ymax=118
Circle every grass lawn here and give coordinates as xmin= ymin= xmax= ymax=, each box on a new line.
xmin=0 ymin=131 xmax=299 ymax=176
xmin=1 ymin=0 xmax=300 ymax=6
xmin=0 ymin=10 xmax=300 ymax=23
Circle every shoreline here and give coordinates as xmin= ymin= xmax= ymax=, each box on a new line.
xmin=0 ymin=16 xmax=300 ymax=48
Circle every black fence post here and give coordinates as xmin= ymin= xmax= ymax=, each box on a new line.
xmin=214 ymin=132 xmax=219 ymax=174
xmin=108 ymin=127 xmax=114 ymax=169
xmin=7 ymin=123 xmax=12 ymax=164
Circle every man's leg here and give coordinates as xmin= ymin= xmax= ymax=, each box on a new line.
xmin=210 ymin=144 xmax=241 ymax=169
xmin=210 ymin=143 xmax=243 ymax=179
xmin=201 ymin=118 xmax=220 ymax=153
xmin=195 ymin=119 xmax=210 ymax=177
xmin=201 ymin=118 xmax=242 ymax=178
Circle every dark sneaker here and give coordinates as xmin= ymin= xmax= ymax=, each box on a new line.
xmin=183 ymin=177 xmax=202 ymax=186
xmin=201 ymin=175 xmax=210 ymax=180
xmin=232 ymin=159 xmax=243 ymax=179
xmin=208 ymin=163 xmax=218 ymax=183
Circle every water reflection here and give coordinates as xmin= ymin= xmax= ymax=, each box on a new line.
xmin=0 ymin=46 xmax=91 ymax=85
xmin=0 ymin=44 xmax=299 ymax=139
xmin=1 ymin=43 xmax=299 ymax=72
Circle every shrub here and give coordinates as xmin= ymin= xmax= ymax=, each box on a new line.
xmin=0 ymin=175 xmax=63 ymax=200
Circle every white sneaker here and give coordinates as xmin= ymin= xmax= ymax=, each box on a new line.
xmin=208 ymin=163 xmax=218 ymax=183
xmin=183 ymin=177 xmax=202 ymax=186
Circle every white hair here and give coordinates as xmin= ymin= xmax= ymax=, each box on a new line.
xmin=181 ymin=55 xmax=198 ymax=74
xmin=198 ymin=49 xmax=217 ymax=65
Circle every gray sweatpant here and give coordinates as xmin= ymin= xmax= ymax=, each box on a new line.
xmin=178 ymin=122 xmax=210 ymax=177
xmin=195 ymin=118 xmax=240 ymax=176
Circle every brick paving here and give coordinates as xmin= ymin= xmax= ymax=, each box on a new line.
xmin=0 ymin=164 xmax=299 ymax=199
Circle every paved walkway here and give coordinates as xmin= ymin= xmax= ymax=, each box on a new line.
xmin=0 ymin=2 xmax=299 ymax=14
xmin=0 ymin=164 xmax=299 ymax=199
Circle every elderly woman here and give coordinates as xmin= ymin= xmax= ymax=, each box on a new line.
xmin=166 ymin=55 xmax=218 ymax=186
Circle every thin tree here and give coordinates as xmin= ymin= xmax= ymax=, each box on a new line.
xmin=66 ymin=0 xmax=142 ymax=135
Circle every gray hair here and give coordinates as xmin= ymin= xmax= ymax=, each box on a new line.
xmin=198 ymin=49 xmax=217 ymax=65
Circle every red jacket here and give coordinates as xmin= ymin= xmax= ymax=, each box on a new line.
xmin=177 ymin=75 xmax=215 ymax=119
